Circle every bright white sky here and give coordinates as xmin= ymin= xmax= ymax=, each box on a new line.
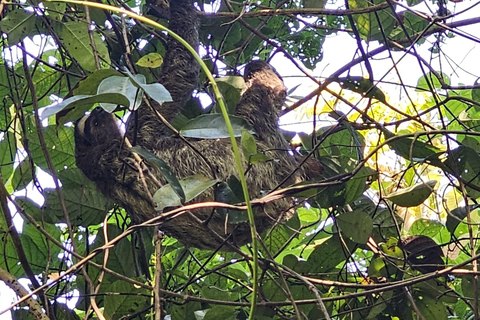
xmin=274 ymin=3 xmax=480 ymax=131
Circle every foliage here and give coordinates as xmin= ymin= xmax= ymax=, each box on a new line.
xmin=0 ymin=0 xmax=480 ymax=319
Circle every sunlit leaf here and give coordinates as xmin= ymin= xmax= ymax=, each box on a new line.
xmin=136 ymin=52 xmax=164 ymax=68
xmin=416 ymin=71 xmax=450 ymax=91
xmin=384 ymin=180 xmax=437 ymax=207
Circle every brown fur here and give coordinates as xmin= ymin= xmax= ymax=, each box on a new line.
xmin=74 ymin=0 xmax=311 ymax=250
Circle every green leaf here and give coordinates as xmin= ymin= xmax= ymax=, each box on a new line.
xmin=335 ymin=76 xmax=387 ymax=103
xmin=40 ymin=93 xmax=130 ymax=120
xmin=0 ymin=132 xmax=16 ymax=182
xmin=180 ymin=114 xmax=253 ymax=139
xmin=406 ymin=0 xmax=425 ymax=6
xmin=10 ymin=158 xmax=33 ymax=191
xmin=241 ymin=129 xmax=270 ymax=164
xmin=302 ymin=236 xmax=350 ymax=273
xmin=28 ymin=125 xmax=75 ymax=173
xmin=446 ymin=205 xmax=480 ymax=234
xmin=303 ymin=0 xmax=327 ymax=8
xmin=297 ymin=207 xmax=320 ymax=224
xmin=442 ymin=145 xmax=480 ymax=199
xmin=104 ymin=280 xmax=150 ymax=319
xmin=384 ymin=180 xmax=437 ymax=207
xmin=344 ymin=166 xmax=376 ymax=204
xmin=20 ymin=223 xmax=61 ymax=274
xmin=59 ymin=21 xmax=110 ymax=72
xmin=171 ymin=301 xmax=202 ymax=320
xmin=241 ymin=128 xmax=257 ymax=156
xmin=214 ymin=181 xmax=247 ymax=223
xmin=387 ymin=134 xmax=441 ymax=160
xmin=0 ymin=230 xmax=23 ymax=277
xmin=337 ymin=209 xmax=373 ymax=243
xmin=124 ymin=69 xmax=172 ymax=105
xmin=416 ymin=71 xmax=450 ymax=91
xmin=44 ymin=2 xmax=66 ymax=21
xmin=216 ymin=76 xmax=245 ymax=114
xmin=136 ymin=52 xmax=164 ymax=68
xmin=204 ymin=306 xmax=238 ymax=320
xmin=461 ymin=275 xmax=480 ymax=302
xmin=41 ymin=170 xmax=109 ymax=226
xmin=153 ymin=175 xmax=219 ymax=211
xmin=0 ymin=101 xmax=11 ymax=132
xmin=348 ymin=0 xmax=395 ymax=42
xmin=391 ymin=11 xmax=429 ymax=42
xmin=415 ymin=295 xmax=448 ymax=318
xmin=131 ymin=146 xmax=185 ymax=204
xmin=408 ymin=219 xmax=444 ymax=238
xmin=73 ymin=69 xmax=123 ymax=95
xmin=0 ymin=9 xmax=35 ymax=44
xmin=92 ymin=225 xmax=137 ymax=277
xmin=97 ymin=76 xmax=144 ymax=112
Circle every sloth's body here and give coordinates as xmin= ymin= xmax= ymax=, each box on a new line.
xmin=74 ymin=0 xmax=308 ymax=250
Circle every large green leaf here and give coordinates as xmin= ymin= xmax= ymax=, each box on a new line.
xmin=153 ymin=175 xmax=218 ymax=211
xmin=442 ymin=145 xmax=480 ymax=199
xmin=0 ymin=231 xmax=23 ymax=277
xmin=348 ymin=0 xmax=395 ymax=42
xmin=103 ymin=281 xmax=150 ymax=319
xmin=28 ymin=125 xmax=75 ymax=173
xmin=415 ymin=295 xmax=448 ymax=318
xmin=180 ymin=114 xmax=253 ymax=139
xmin=20 ymin=223 xmax=62 ymax=274
xmin=446 ymin=205 xmax=480 ymax=235
xmin=36 ymin=168 xmax=110 ymax=226
xmin=390 ymin=11 xmax=429 ymax=44
xmin=472 ymin=77 xmax=480 ymax=103
xmin=334 ymin=76 xmax=387 ymax=103
xmin=0 ymin=9 xmax=35 ymax=44
xmin=10 ymin=158 xmax=33 ymax=192
xmin=59 ymin=21 xmax=111 ymax=72
xmin=124 ymin=69 xmax=172 ymax=105
xmin=337 ymin=209 xmax=373 ymax=244
xmin=92 ymin=225 xmax=137 ymax=277
xmin=40 ymin=93 xmax=130 ymax=120
xmin=384 ymin=180 xmax=437 ymax=207
xmin=301 ymin=236 xmax=350 ymax=274
xmin=386 ymin=134 xmax=441 ymax=161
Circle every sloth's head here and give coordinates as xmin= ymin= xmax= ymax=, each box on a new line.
xmin=241 ymin=60 xmax=286 ymax=112
xmin=74 ymin=107 xmax=121 ymax=148
xmin=244 ymin=60 xmax=281 ymax=80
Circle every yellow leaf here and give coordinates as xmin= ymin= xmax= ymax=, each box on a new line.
xmin=136 ymin=52 xmax=164 ymax=68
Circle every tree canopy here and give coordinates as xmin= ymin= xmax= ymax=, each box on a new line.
xmin=1 ymin=0 xmax=480 ymax=319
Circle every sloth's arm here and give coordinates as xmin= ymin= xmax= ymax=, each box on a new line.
xmin=128 ymin=0 xmax=199 ymax=146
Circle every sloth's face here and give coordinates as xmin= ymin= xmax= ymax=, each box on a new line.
xmin=75 ymin=107 xmax=120 ymax=147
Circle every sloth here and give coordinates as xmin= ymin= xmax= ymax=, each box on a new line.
xmin=74 ymin=0 xmax=314 ymax=250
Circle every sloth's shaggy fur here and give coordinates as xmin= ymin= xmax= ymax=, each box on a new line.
xmin=74 ymin=0 xmax=312 ymax=250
